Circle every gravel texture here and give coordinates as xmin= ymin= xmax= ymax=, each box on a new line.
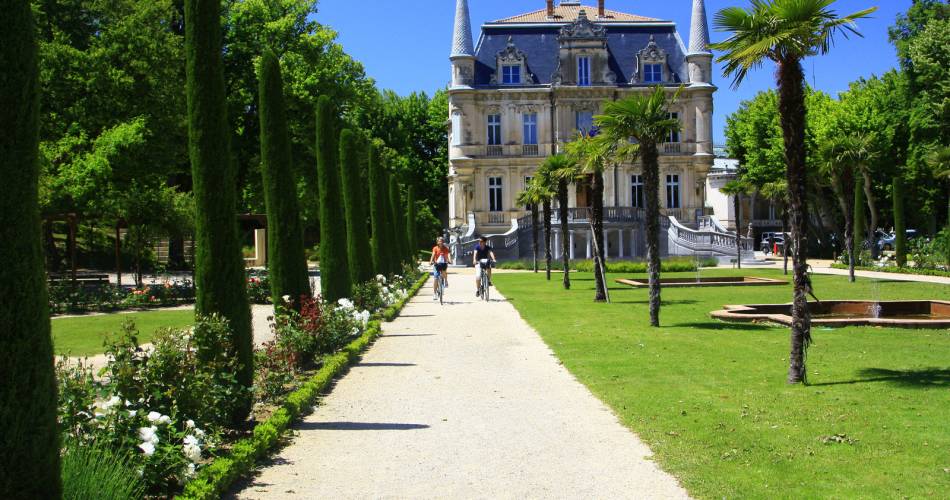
xmin=230 ymin=269 xmax=690 ymax=499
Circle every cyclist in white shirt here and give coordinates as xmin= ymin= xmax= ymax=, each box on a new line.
xmin=429 ymin=237 xmax=452 ymax=300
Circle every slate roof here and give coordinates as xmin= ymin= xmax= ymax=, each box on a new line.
xmin=489 ymin=4 xmax=661 ymax=24
xmin=473 ymin=25 xmax=688 ymax=87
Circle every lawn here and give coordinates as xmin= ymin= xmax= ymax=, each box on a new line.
xmin=493 ymin=268 xmax=950 ymax=499
xmin=52 ymin=309 xmax=194 ymax=357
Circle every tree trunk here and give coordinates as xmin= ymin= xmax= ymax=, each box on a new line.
xmin=777 ymin=58 xmax=811 ymax=385
xmin=782 ymin=211 xmax=789 ymax=275
xmin=862 ymin=170 xmax=878 ymax=257
xmin=543 ymin=200 xmax=552 ymax=280
xmin=734 ymin=193 xmax=742 ymax=269
xmin=531 ymin=205 xmax=539 ymax=273
xmin=892 ymin=177 xmax=906 ymax=267
xmin=592 ymin=172 xmax=606 ymax=302
xmin=643 ymin=143 xmax=661 ymax=327
xmin=832 ymin=174 xmax=856 ymax=282
xmin=558 ymin=180 xmax=570 ymax=290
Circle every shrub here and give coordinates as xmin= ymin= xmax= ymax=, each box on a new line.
xmin=245 ymin=270 xmax=271 ymax=304
xmin=315 ymin=95 xmax=351 ymax=301
xmin=61 ymin=439 xmax=145 ymax=500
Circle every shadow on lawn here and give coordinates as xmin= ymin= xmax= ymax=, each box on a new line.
xmin=810 ymin=367 xmax=950 ymax=388
xmin=612 ymin=299 xmax=701 ymax=306
xmin=673 ymin=321 xmax=774 ymax=331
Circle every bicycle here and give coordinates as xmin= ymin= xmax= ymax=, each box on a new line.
xmin=477 ymin=258 xmax=492 ymax=302
xmin=433 ymin=267 xmax=446 ymax=305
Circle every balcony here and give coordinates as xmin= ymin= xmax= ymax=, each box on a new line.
xmin=486 ymin=145 xmax=504 ymax=157
xmin=662 ymin=142 xmax=682 ymax=154
xmin=522 ymin=144 xmax=539 ymax=156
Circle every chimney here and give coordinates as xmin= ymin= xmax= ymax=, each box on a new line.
xmin=546 ymin=0 xmax=554 ymax=17
xmin=598 ymin=0 xmax=605 ymax=18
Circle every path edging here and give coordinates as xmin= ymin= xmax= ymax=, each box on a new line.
xmin=178 ymin=274 xmax=428 ymax=499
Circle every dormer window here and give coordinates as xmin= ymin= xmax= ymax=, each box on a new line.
xmin=502 ymin=65 xmax=521 ymax=84
xmin=492 ymin=36 xmax=533 ymax=86
xmin=644 ymin=63 xmax=662 ymax=83
xmin=577 ymin=56 xmax=591 ymax=86
xmin=637 ymin=35 xmax=669 ymax=84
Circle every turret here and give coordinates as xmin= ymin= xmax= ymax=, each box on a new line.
xmin=450 ymin=0 xmax=476 ymax=89
xmin=686 ymin=0 xmax=712 ymax=86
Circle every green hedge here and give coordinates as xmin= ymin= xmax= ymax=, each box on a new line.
xmin=497 ymin=257 xmax=718 ymax=273
xmin=179 ymin=273 xmax=428 ymax=499
xmin=830 ymin=263 xmax=950 ymax=278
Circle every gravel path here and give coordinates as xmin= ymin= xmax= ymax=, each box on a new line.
xmin=230 ymin=269 xmax=689 ymax=499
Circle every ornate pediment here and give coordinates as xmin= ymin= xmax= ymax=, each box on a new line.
xmin=498 ymin=36 xmax=526 ymax=64
xmin=639 ymin=35 xmax=666 ymax=62
xmin=558 ymin=10 xmax=606 ymax=41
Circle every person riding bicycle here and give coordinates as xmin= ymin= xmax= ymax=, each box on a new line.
xmin=430 ymin=236 xmax=452 ymax=300
xmin=472 ymin=236 xmax=496 ymax=297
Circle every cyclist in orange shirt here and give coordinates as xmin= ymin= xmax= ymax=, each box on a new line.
xmin=430 ymin=237 xmax=452 ymax=299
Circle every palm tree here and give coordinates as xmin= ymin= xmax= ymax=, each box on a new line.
xmin=596 ymin=86 xmax=681 ymax=327
xmin=530 ymin=169 xmax=557 ymax=280
xmin=712 ymin=0 xmax=876 ymax=384
xmin=760 ymin=180 xmax=790 ymax=274
xmin=720 ymin=179 xmax=751 ymax=269
xmin=819 ymin=134 xmax=858 ymax=282
xmin=564 ymin=133 xmax=613 ymax=301
xmin=542 ymin=154 xmax=581 ymax=290
xmin=835 ymin=133 xmax=880 ymax=255
xmin=517 ymin=184 xmax=544 ymax=273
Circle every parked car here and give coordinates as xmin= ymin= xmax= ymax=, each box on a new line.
xmin=760 ymin=232 xmax=786 ymax=254
xmin=877 ymin=229 xmax=917 ymax=252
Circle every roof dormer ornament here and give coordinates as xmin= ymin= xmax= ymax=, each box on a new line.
xmin=490 ymin=36 xmax=535 ymax=85
xmin=558 ymin=9 xmax=607 ymax=40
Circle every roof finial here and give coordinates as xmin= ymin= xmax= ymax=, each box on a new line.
xmin=451 ymin=0 xmax=475 ymax=58
xmin=688 ymin=0 xmax=711 ymax=54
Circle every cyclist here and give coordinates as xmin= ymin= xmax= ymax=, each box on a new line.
xmin=472 ymin=236 xmax=496 ymax=297
xmin=430 ymin=236 xmax=452 ymax=300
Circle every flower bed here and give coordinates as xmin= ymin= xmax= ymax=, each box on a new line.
xmin=55 ymin=268 xmax=427 ymax=497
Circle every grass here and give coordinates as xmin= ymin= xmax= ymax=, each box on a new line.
xmin=493 ymin=268 xmax=950 ymax=499
xmin=52 ymin=309 xmax=194 ymax=357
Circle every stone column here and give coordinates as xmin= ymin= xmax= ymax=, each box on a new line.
xmin=569 ymin=230 xmax=575 ymax=259
xmin=586 ymin=230 xmax=592 ymax=259
xmin=554 ymin=230 xmax=560 ymax=258
xmin=618 ymin=228 xmax=625 ymax=258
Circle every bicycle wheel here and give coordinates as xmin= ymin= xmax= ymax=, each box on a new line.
xmin=482 ymin=273 xmax=490 ymax=301
xmin=439 ymin=276 xmax=444 ymax=305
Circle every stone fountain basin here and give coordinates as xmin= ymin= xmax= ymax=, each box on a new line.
xmin=615 ymin=276 xmax=787 ymax=288
xmin=711 ymin=300 xmax=950 ymax=328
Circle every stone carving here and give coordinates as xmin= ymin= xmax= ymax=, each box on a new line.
xmin=558 ymin=9 xmax=607 ymax=40
xmin=491 ymin=36 xmax=535 ymax=85
xmin=636 ymin=35 xmax=668 ymax=83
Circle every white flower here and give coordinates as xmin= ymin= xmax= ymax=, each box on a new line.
xmin=375 ymin=274 xmax=386 ymax=284
xmin=185 ymin=463 xmax=196 ymax=478
xmin=128 ymin=410 xmax=137 ymax=418
xmin=183 ymin=434 xmax=200 ymax=447
xmin=125 ymin=400 xmax=133 ymax=407
xmin=138 ymin=426 xmax=159 ymax=444
xmin=185 ymin=419 xmax=195 ymax=429
xmin=102 ymin=395 xmax=121 ymax=410
xmin=282 ymin=294 xmax=291 ymax=303
xmin=138 ymin=441 xmax=156 ymax=456
xmin=158 ymin=414 xmax=171 ymax=425
xmin=193 ymin=427 xmax=206 ymax=438
xmin=337 ymin=298 xmax=354 ymax=310
xmin=146 ymin=411 xmax=162 ymax=423
xmin=183 ymin=443 xmax=202 ymax=463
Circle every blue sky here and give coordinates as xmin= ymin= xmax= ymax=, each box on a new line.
xmin=316 ymin=0 xmax=910 ymax=145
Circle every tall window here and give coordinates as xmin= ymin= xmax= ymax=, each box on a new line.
xmin=523 ymin=113 xmax=538 ymax=145
xmin=577 ymin=56 xmax=591 ymax=86
xmin=667 ymin=112 xmax=680 ymax=143
xmin=666 ymin=174 xmax=680 ymax=209
xmin=630 ymin=174 xmax=643 ymax=208
xmin=644 ymin=63 xmax=662 ymax=83
xmin=487 ymin=114 xmax=502 ymax=145
xmin=576 ymin=111 xmax=594 ymax=136
xmin=488 ymin=176 xmax=503 ymax=212
xmin=502 ymin=65 xmax=521 ymax=84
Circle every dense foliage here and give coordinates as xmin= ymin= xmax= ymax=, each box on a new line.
xmin=0 ymin=0 xmax=61 ymax=496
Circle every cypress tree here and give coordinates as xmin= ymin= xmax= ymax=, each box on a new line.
xmin=258 ymin=50 xmax=310 ymax=306
xmin=339 ymin=129 xmax=373 ymax=285
xmin=0 ymin=1 xmax=61 ymax=494
xmin=853 ymin=180 xmax=867 ymax=253
xmin=315 ymin=95 xmax=351 ymax=301
xmin=406 ymin=185 xmax=418 ymax=260
xmin=185 ymin=0 xmax=253 ymax=421
xmin=388 ymin=174 xmax=407 ymax=271
xmin=893 ymin=177 xmax=907 ymax=267
xmin=368 ymin=144 xmax=388 ymax=276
